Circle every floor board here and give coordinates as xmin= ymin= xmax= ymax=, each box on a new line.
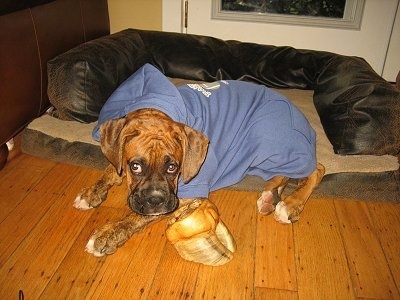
xmin=255 ymin=211 xmax=297 ymax=291
xmin=0 ymin=154 xmax=399 ymax=299
xmin=335 ymin=201 xmax=399 ymax=299
xmin=294 ymin=199 xmax=354 ymax=299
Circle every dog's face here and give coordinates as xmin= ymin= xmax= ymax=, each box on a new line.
xmin=100 ymin=109 xmax=209 ymax=216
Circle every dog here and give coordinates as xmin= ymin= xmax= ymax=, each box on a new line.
xmin=74 ymin=64 xmax=325 ymax=257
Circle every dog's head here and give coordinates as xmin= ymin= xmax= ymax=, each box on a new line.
xmin=100 ymin=109 xmax=209 ymax=216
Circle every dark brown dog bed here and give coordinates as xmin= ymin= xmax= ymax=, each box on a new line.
xmin=22 ymin=28 xmax=400 ymax=202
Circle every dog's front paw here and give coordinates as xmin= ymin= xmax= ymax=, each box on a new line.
xmin=73 ymin=194 xmax=92 ymax=210
xmin=73 ymin=187 xmax=107 ymax=210
xmin=85 ymin=237 xmax=104 ymax=257
xmin=85 ymin=223 xmax=131 ymax=257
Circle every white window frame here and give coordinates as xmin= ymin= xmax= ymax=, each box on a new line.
xmin=212 ymin=0 xmax=365 ymax=30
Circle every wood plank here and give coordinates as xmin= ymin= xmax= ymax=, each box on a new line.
xmin=0 ymin=155 xmax=56 ymax=222
xmin=85 ymin=218 xmax=168 ymax=299
xmin=0 ymin=152 xmax=55 ymax=174
xmin=193 ymin=190 xmax=257 ymax=299
xmin=77 ymin=219 xmax=142 ymax=299
xmin=255 ymin=287 xmax=298 ymax=300
xmin=0 ymin=163 xmax=81 ymax=267
xmin=367 ymin=202 xmax=400 ymax=291
xmin=147 ymin=234 xmax=200 ymax=298
xmin=113 ymin=220 xmax=170 ymax=299
xmin=39 ymin=207 xmax=125 ymax=299
xmin=335 ymin=200 xmax=399 ymax=299
xmin=0 ymin=168 xmax=97 ymax=298
xmin=255 ymin=211 xmax=297 ymax=291
xmin=2 ymin=153 xmax=400 ymax=298
xmin=294 ymin=199 xmax=354 ymax=299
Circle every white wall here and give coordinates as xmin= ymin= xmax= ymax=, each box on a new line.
xmin=108 ymin=0 xmax=162 ymax=33
xmin=163 ymin=0 xmax=399 ymax=81
xmin=383 ymin=1 xmax=400 ymax=81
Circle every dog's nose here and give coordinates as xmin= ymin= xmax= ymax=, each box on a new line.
xmin=146 ymin=190 xmax=165 ymax=207
xmin=147 ymin=195 xmax=164 ymax=206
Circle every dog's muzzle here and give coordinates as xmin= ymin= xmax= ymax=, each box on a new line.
xmin=128 ymin=187 xmax=179 ymax=216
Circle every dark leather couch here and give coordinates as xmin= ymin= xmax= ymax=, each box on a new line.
xmin=0 ymin=0 xmax=109 ymax=168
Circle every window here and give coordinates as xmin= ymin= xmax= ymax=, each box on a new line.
xmin=212 ymin=0 xmax=365 ymax=29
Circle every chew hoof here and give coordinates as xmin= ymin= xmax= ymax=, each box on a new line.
xmin=166 ymin=199 xmax=236 ymax=266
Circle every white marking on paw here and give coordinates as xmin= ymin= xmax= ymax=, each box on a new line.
xmin=73 ymin=195 xmax=92 ymax=210
xmin=274 ymin=201 xmax=291 ymax=224
xmin=85 ymin=237 xmax=104 ymax=257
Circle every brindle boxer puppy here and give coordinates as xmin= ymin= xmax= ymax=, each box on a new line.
xmin=74 ymin=108 xmax=324 ymax=257
xmin=74 ymin=109 xmax=208 ymax=256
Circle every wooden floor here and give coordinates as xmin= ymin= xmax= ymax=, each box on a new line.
xmin=0 ymin=153 xmax=399 ymax=299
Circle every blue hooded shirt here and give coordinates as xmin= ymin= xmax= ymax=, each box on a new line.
xmin=93 ymin=64 xmax=316 ymax=198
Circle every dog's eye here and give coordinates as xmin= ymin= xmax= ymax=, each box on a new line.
xmin=131 ymin=163 xmax=142 ymax=174
xmin=167 ymin=163 xmax=177 ymax=174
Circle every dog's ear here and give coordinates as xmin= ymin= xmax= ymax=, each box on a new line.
xmin=100 ymin=118 xmax=139 ymax=175
xmin=180 ymin=125 xmax=209 ymax=183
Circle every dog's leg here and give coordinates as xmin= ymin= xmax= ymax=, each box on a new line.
xmin=257 ymin=176 xmax=290 ymax=215
xmin=275 ymin=163 xmax=325 ymax=223
xmin=85 ymin=213 xmax=166 ymax=256
xmin=74 ymin=164 xmax=123 ymax=210
xmin=85 ymin=198 xmax=201 ymax=256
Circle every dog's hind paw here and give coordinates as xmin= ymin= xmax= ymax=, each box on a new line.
xmin=257 ymin=190 xmax=279 ymax=215
xmin=73 ymin=195 xmax=92 ymax=210
xmin=274 ymin=201 xmax=292 ymax=224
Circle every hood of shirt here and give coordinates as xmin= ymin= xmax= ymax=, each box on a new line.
xmin=93 ymin=63 xmax=192 ymax=141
